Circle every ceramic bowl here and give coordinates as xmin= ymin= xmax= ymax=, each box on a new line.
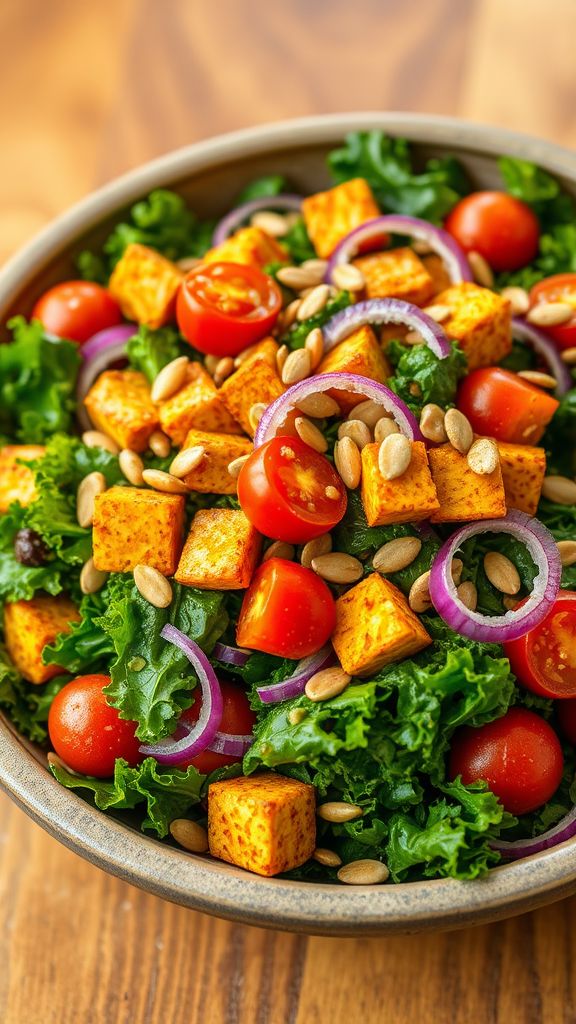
xmin=2 ymin=113 xmax=576 ymax=936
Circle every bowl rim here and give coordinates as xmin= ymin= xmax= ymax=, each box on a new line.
xmin=2 ymin=111 xmax=576 ymax=936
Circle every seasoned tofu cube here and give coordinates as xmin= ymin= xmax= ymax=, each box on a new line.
xmin=180 ymin=429 xmax=253 ymax=494
xmin=352 ymin=247 xmax=435 ymax=306
xmin=108 ymin=243 xmax=183 ymax=328
xmin=332 ymin=574 xmax=432 ymax=677
xmin=158 ymin=362 xmax=243 ymax=445
xmin=495 ymin=440 xmax=547 ymax=516
xmin=422 ymin=253 xmax=451 ymax=295
xmin=219 ymin=357 xmax=285 ymax=437
xmin=84 ymin=370 xmax=159 ymax=453
xmin=92 ymin=486 xmax=185 ymax=574
xmin=428 ymin=444 xmax=507 ymax=522
xmin=316 ymin=325 xmax=391 ymax=413
xmin=208 ymin=772 xmax=316 ymax=877
xmin=4 ymin=595 xmax=80 ymax=684
xmin=432 ymin=283 xmax=512 ymax=369
xmin=175 ymin=509 xmax=261 ymax=590
xmin=361 ymin=441 xmax=440 ymax=526
xmin=302 ymin=178 xmax=380 ymax=259
xmin=236 ymin=336 xmax=279 ymax=369
xmin=0 ymin=445 xmax=45 ymax=513
xmin=204 ymin=227 xmax=288 ymax=269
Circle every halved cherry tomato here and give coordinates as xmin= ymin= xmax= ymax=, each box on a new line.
xmin=529 ymin=274 xmax=576 ymax=351
xmin=48 ymin=674 xmax=142 ymax=778
xmin=457 ymin=366 xmax=559 ymax=445
xmin=445 ymin=191 xmax=540 ymax=272
xmin=32 ymin=281 xmax=122 ymax=344
xmin=557 ymin=699 xmax=576 ymax=744
xmin=175 ymin=679 xmax=256 ymax=774
xmin=236 ymin=558 xmax=336 ymax=658
xmin=449 ymin=707 xmax=564 ymax=815
xmin=237 ymin=435 xmax=347 ymax=543
xmin=176 ymin=261 xmax=282 ymax=356
xmin=504 ymin=592 xmax=576 ymax=699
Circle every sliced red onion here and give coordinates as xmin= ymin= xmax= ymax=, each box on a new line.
xmin=211 ymin=194 xmax=303 ymax=246
xmin=512 ymin=316 xmax=572 ymax=396
xmin=76 ymin=324 xmax=136 ymax=429
xmin=491 ymin=805 xmax=576 ymax=860
xmin=208 ymin=732 xmax=254 ymax=756
xmin=428 ymin=510 xmax=562 ymax=643
xmin=256 ymin=645 xmax=334 ymax=704
xmin=139 ymin=625 xmax=223 ymax=765
xmin=325 ymin=214 xmax=472 ymax=285
xmin=322 ymin=298 xmax=452 ymax=359
xmin=213 ymin=642 xmax=250 ymax=667
xmin=254 ymin=372 xmax=423 ymax=447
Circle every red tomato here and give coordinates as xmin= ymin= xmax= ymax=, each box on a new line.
xmin=237 ymin=435 xmax=347 ymax=544
xmin=449 ymin=708 xmax=563 ymax=815
xmin=176 ymin=261 xmax=282 ymax=356
xmin=529 ymin=274 xmax=576 ymax=350
xmin=557 ymin=699 xmax=576 ymax=744
xmin=175 ymin=679 xmax=256 ymax=774
xmin=32 ymin=281 xmax=122 ymax=344
xmin=457 ymin=366 xmax=559 ymax=445
xmin=236 ymin=558 xmax=336 ymax=658
xmin=48 ymin=674 xmax=142 ymax=778
xmin=504 ymin=592 xmax=576 ymax=699
xmin=445 ymin=191 xmax=540 ymax=272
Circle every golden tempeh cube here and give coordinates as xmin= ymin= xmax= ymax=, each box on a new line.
xmin=0 ymin=445 xmax=45 ymax=513
xmin=108 ymin=243 xmax=184 ymax=328
xmin=495 ymin=440 xmax=547 ymax=517
xmin=92 ymin=486 xmax=185 ymax=574
xmin=428 ymin=444 xmax=507 ymax=522
xmin=84 ymin=369 xmax=160 ymax=453
xmin=352 ymin=247 xmax=435 ymax=306
xmin=208 ymin=772 xmax=316 ymax=877
xmin=316 ymin=325 xmax=391 ymax=413
xmin=158 ymin=362 xmax=243 ymax=445
xmin=432 ymin=282 xmax=512 ymax=369
xmin=175 ymin=508 xmax=261 ymax=590
xmin=302 ymin=178 xmax=380 ymax=259
xmin=4 ymin=595 xmax=81 ymax=684
xmin=332 ymin=574 xmax=432 ymax=677
xmin=361 ymin=441 xmax=440 ymax=526
xmin=204 ymin=227 xmax=288 ymax=269
xmin=236 ymin=336 xmax=279 ymax=369
xmin=422 ymin=253 xmax=452 ymax=295
xmin=219 ymin=357 xmax=285 ymax=437
xmin=180 ymin=429 xmax=253 ymax=494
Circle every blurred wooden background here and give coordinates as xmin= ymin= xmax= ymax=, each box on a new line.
xmin=2 ymin=1 xmax=576 ymax=1021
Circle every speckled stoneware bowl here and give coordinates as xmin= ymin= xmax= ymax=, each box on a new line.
xmin=2 ymin=114 xmax=576 ymax=936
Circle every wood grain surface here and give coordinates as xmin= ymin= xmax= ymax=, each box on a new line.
xmin=2 ymin=1 xmax=576 ymax=1021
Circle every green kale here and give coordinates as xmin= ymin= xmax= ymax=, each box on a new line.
xmin=458 ymin=533 xmax=538 ymax=616
xmin=43 ymin=590 xmax=115 ymax=675
xmin=126 ymin=325 xmax=186 ymax=383
xmin=542 ymin=387 xmax=576 ymax=476
xmin=386 ymin=339 xmax=467 ymax=414
xmin=237 ymin=175 xmax=287 ymax=202
xmin=282 ymin=218 xmax=316 ymax=263
xmin=499 ymin=339 xmax=538 ymax=373
xmin=282 ymin=290 xmax=350 ymax=349
xmin=537 ymin=497 xmax=576 ymax=589
xmin=0 ymin=643 xmax=67 ymax=743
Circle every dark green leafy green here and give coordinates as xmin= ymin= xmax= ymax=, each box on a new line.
xmin=499 ymin=339 xmax=538 ymax=373
xmin=458 ymin=533 xmax=538 ymax=616
xmin=43 ymin=590 xmax=115 ymax=675
xmin=126 ymin=325 xmax=186 ymax=383
xmin=281 ymin=218 xmax=316 ymax=263
xmin=542 ymin=387 xmax=576 ymax=476
xmin=282 ymin=291 xmax=350 ymax=349
xmin=0 ymin=644 xmax=67 ymax=742
xmin=537 ymin=497 xmax=576 ymax=588
xmin=386 ymin=339 xmax=468 ymax=415
xmin=237 ymin=175 xmax=287 ymax=202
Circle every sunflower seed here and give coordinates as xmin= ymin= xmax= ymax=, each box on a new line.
xmin=169 ymin=446 xmax=206 ymax=478
xmin=81 ymin=430 xmax=120 ymax=454
xmin=445 ymin=408 xmax=474 ymax=454
xmin=561 ymin=347 xmax=576 ymax=365
xmin=468 ymin=250 xmax=494 ymax=288
xmin=250 ymin=210 xmax=290 ymax=237
xmin=457 ymin=580 xmax=478 ymax=611
xmin=76 ymin=472 xmax=106 ymax=527
xmin=204 ymin=354 xmax=220 ymax=374
xmin=141 ymin=469 xmax=189 ymax=494
xmin=542 ymin=475 xmax=576 ymax=505
xmin=451 ymin=557 xmax=464 ymax=585
xmin=227 ymin=454 xmax=250 ymax=479
xmin=80 ymin=557 xmax=107 ymax=595
xmin=373 ymin=536 xmax=422 ymax=574
xmin=557 ymin=540 xmax=576 ymax=566
xmin=484 ymin=551 xmax=521 ymax=595
xmin=234 ymin=341 xmax=261 ymax=368
xmin=150 ymin=356 xmax=189 ymax=403
xmin=374 ymin=417 xmax=400 ymax=443
xmin=409 ymin=571 xmax=432 ymax=613
xmin=304 ymin=326 xmax=324 ymax=368
xmin=527 ymin=302 xmax=574 ymax=327
xmin=338 ymin=419 xmax=372 ymax=449
xmin=214 ymin=356 xmax=235 ymax=386
xmin=277 ymin=298 xmax=302 ymax=334
xmin=317 ymin=802 xmax=363 ymax=823
xmin=378 ymin=434 xmax=412 ymax=480
xmin=148 ymin=431 xmax=172 ymax=458
xmin=305 ymin=666 xmax=352 ymax=702
xmin=350 ymin=400 xmax=387 ymax=429
xmin=276 ymin=344 xmax=289 ymax=374
xmin=133 ymin=564 xmax=173 ymax=607
xmin=517 ymin=370 xmax=557 ymax=390
xmin=262 ymin=541 xmax=295 ymax=562
xmin=467 ymin=438 xmax=500 ymax=475
xmin=313 ymin=848 xmax=342 ymax=867
xmin=311 ymin=552 xmax=363 ymax=584
xmin=248 ymin=402 xmax=268 ymax=433
xmin=169 ymin=818 xmax=209 ymax=853
xmin=281 ymin=348 xmax=311 ymax=386
xmin=422 ymin=303 xmax=452 ymax=324
xmin=119 ymin=448 xmax=145 ymax=485
xmin=500 ymin=286 xmax=530 ymax=315
xmin=419 ymin=404 xmax=447 ymax=444
xmin=297 ymin=284 xmax=331 ymax=321
xmin=300 ymin=533 xmax=332 ymax=568
xmin=301 ymin=258 xmax=329 ymax=276
xmin=404 ymin=330 xmax=424 ymax=345
xmin=503 ymin=595 xmax=521 ymax=611
xmin=337 ymin=859 xmax=389 ymax=885
xmin=277 ymin=265 xmax=325 ymax=290
xmin=296 ymin=391 xmax=340 ymax=419
xmin=331 ymin=264 xmax=366 ymax=292
xmin=334 ymin=436 xmax=362 ymax=489
xmin=295 ymin=416 xmax=328 ymax=453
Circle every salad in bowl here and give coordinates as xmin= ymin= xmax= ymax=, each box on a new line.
xmin=3 ymin=128 xmax=576 ymax=889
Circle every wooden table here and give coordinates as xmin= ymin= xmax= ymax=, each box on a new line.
xmin=2 ymin=1 xmax=576 ymax=1020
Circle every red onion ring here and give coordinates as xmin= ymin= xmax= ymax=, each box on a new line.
xmin=254 ymin=372 xmax=424 ymax=448
xmin=213 ymin=642 xmax=250 ymax=667
xmin=211 ymin=194 xmax=303 ymax=246
xmin=139 ymin=625 xmax=224 ymax=765
xmin=428 ymin=510 xmax=562 ymax=643
xmin=491 ymin=805 xmax=576 ymax=860
xmin=325 ymin=214 xmax=472 ymax=285
xmin=208 ymin=732 xmax=254 ymax=756
xmin=322 ymin=298 xmax=452 ymax=359
xmin=512 ymin=316 xmax=572 ymax=397
xmin=256 ymin=645 xmax=334 ymax=704
xmin=76 ymin=324 xmax=136 ymax=429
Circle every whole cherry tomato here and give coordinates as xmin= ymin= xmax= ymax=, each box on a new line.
xmin=175 ymin=679 xmax=256 ymax=774
xmin=445 ymin=191 xmax=540 ymax=272
xmin=32 ymin=281 xmax=122 ymax=343
xmin=457 ymin=366 xmax=559 ymax=445
xmin=529 ymin=274 xmax=576 ymax=351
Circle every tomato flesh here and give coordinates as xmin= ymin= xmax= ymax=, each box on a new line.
xmin=48 ymin=674 xmax=142 ymax=778
xmin=32 ymin=281 xmax=122 ymax=344
xmin=449 ymin=707 xmax=564 ymax=815
xmin=238 ymin=435 xmax=347 ymax=543
xmin=457 ymin=366 xmax=559 ymax=444
xmin=176 ymin=261 xmax=282 ymax=356
xmin=236 ymin=558 xmax=336 ymax=658
xmin=529 ymin=274 xmax=576 ymax=350
xmin=504 ymin=592 xmax=576 ymax=699
xmin=445 ymin=191 xmax=540 ymax=272
xmin=175 ymin=679 xmax=256 ymax=774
